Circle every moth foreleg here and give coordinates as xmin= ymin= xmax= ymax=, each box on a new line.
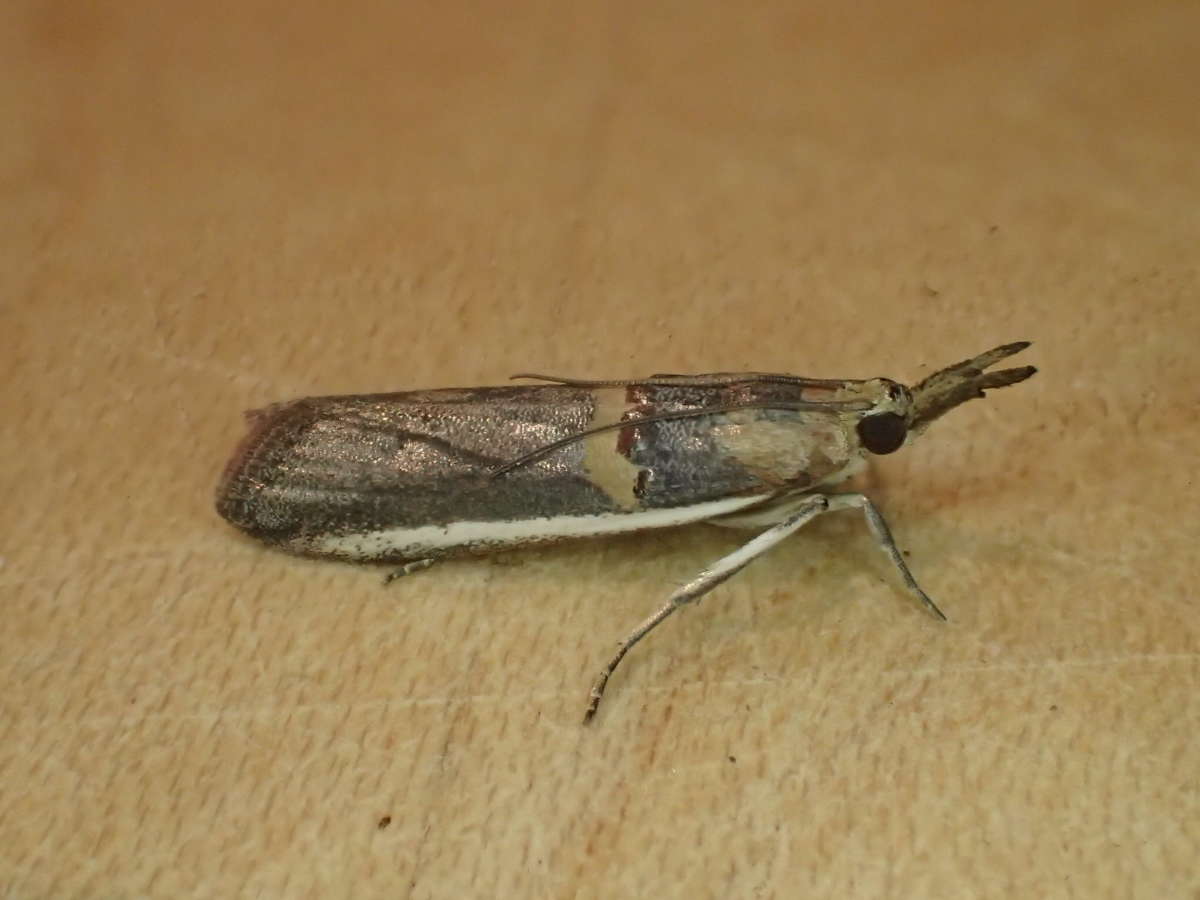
xmin=823 ymin=493 xmax=947 ymax=621
xmin=584 ymin=493 xmax=831 ymax=723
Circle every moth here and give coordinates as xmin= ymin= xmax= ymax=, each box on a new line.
xmin=216 ymin=342 xmax=1036 ymax=720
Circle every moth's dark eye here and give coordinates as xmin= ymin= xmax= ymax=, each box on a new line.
xmin=857 ymin=412 xmax=908 ymax=455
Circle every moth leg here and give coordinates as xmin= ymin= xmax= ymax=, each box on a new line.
xmin=706 ymin=492 xmax=824 ymax=530
xmin=382 ymin=557 xmax=437 ymax=585
xmin=823 ymin=493 xmax=947 ymax=621
xmin=584 ymin=494 xmax=830 ymax=723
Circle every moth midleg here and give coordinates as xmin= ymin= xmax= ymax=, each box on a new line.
xmin=584 ymin=493 xmax=830 ymax=722
xmin=822 ymin=493 xmax=946 ymax=621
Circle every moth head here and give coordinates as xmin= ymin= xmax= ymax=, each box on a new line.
xmin=854 ymin=342 xmax=1036 ymax=456
xmin=853 ymin=379 xmax=912 ymax=455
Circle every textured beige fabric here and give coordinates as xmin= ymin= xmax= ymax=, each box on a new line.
xmin=3 ymin=1 xmax=1197 ymax=896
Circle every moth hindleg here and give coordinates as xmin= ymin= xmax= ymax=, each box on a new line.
xmin=585 ymin=494 xmax=830 ymax=722
xmin=383 ymin=557 xmax=437 ymax=585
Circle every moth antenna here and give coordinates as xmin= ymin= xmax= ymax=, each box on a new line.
xmin=511 ymin=372 xmax=855 ymax=389
xmin=490 ymin=398 xmax=870 ymax=476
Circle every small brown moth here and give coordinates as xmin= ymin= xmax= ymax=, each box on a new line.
xmin=217 ymin=342 xmax=1036 ymax=720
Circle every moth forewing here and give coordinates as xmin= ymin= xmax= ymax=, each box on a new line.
xmin=215 ymin=342 xmax=1036 ymax=721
